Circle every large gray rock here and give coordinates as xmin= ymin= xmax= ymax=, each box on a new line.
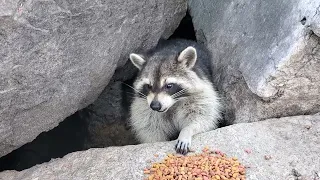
xmin=0 ymin=114 xmax=319 ymax=180
xmin=188 ymin=0 xmax=320 ymax=123
xmin=0 ymin=0 xmax=187 ymax=157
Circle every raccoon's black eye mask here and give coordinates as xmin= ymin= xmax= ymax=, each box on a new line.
xmin=140 ymin=82 xmax=185 ymax=97
xmin=164 ymin=83 xmax=183 ymax=96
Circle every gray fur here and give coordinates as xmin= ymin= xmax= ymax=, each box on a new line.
xmin=128 ymin=39 xmax=222 ymax=154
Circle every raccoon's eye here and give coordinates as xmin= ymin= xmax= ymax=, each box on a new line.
xmin=165 ymin=83 xmax=174 ymax=89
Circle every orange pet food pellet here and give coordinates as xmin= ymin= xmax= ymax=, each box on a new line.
xmin=143 ymin=147 xmax=246 ymax=180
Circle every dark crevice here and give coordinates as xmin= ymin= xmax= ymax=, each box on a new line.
xmin=300 ymin=16 xmax=306 ymax=25
xmin=291 ymin=169 xmax=302 ymax=180
xmin=0 ymin=11 xmax=198 ymax=172
xmin=169 ymin=10 xmax=196 ymax=41
xmin=0 ymin=112 xmax=89 ymax=171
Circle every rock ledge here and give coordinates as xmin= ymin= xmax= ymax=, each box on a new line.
xmin=0 ymin=114 xmax=319 ymax=180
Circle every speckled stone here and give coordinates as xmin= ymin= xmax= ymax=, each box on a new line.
xmin=1 ymin=114 xmax=319 ymax=180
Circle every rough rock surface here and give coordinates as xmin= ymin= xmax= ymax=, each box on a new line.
xmin=0 ymin=0 xmax=187 ymax=157
xmin=0 ymin=114 xmax=319 ymax=180
xmin=188 ymin=0 xmax=320 ymax=123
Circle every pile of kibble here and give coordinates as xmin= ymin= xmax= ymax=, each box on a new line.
xmin=143 ymin=147 xmax=246 ymax=180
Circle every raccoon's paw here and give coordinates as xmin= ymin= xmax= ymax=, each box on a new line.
xmin=175 ymin=139 xmax=191 ymax=155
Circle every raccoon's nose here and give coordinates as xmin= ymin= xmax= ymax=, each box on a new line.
xmin=150 ymin=101 xmax=162 ymax=111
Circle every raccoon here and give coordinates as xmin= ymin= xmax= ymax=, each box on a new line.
xmin=128 ymin=39 xmax=222 ymax=155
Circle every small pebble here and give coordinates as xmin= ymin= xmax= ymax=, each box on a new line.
xmin=244 ymin=149 xmax=252 ymax=154
xmin=264 ymin=155 xmax=272 ymax=160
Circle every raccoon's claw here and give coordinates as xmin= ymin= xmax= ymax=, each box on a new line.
xmin=175 ymin=140 xmax=190 ymax=155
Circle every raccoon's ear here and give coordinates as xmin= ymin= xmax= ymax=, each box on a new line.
xmin=177 ymin=46 xmax=197 ymax=69
xmin=129 ymin=53 xmax=146 ymax=70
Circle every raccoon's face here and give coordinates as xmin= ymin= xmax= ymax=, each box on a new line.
xmin=129 ymin=46 xmax=198 ymax=112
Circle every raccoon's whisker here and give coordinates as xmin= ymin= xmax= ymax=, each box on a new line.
xmin=121 ymin=82 xmax=147 ymax=98
xmin=125 ymin=92 xmax=146 ymax=99
xmin=171 ymin=89 xmax=187 ymax=99
xmin=171 ymin=89 xmax=185 ymax=97
xmin=172 ymin=93 xmax=185 ymax=99
xmin=171 ymin=90 xmax=186 ymax=99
